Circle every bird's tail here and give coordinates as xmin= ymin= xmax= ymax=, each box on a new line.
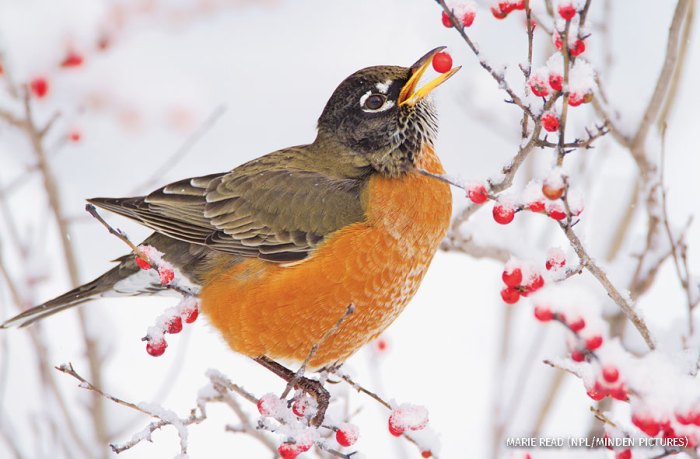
xmin=1 ymin=259 xmax=139 ymax=329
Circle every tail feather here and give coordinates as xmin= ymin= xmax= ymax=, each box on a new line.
xmin=1 ymin=260 xmax=139 ymax=329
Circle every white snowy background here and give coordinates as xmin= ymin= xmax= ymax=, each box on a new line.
xmin=0 ymin=0 xmax=698 ymax=458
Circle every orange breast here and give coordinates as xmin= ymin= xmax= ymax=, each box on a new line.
xmin=200 ymin=145 xmax=452 ymax=368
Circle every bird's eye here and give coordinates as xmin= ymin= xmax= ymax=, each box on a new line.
xmin=363 ymin=94 xmax=386 ymax=111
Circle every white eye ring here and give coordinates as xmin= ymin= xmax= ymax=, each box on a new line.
xmin=359 ymin=91 xmax=395 ymax=113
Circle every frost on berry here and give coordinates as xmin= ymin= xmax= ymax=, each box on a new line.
xmin=145 ymin=335 xmax=167 ymax=357
xmin=165 ymin=316 xmax=183 ymax=334
xmin=570 ymin=39 xmax=586 ymax=56
xmin=158 ymin=266 xmax=175 ymax=285
xmin=542 ymin=171 xmax=565 ymax=200
xmin=467 ymin=183 xmax=489 ymax=204
xmin=541 ymin=111 xmax=560 ymax=133
xmin=178 ymin=296 xmax=199 ymax=323
xmin=528 ymin=68 xmax=550 ymax=97
xmin=336 ymin=422 xmax=359 ymax=447
xmin=493 ymin=203 xmax=515 ymax=225
xmin=452 ymin=1 xmax=477 ymax=27
xmin=389 ymin=403 xmax=429 ymax=436
xmin=257 ymin=392 xmax=283 ymax=417
xmin=278 ymin=442 xmax=310 ymax=459
xmin=558 ymin=2 xmax=577 ymax=21
xmin=568 ymin=60 xmax=596 ymax=106
xmin=545 ymin=247 xmax=566 ymax=271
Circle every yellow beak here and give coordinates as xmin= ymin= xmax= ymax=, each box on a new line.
xmin=398 ymin=47 xmax=461 ymax=106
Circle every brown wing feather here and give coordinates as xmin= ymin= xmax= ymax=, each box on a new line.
xmin=88 ymin=147 xmax=369 ymax=262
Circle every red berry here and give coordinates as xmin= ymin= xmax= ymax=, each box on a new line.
xmin=257 ymin=393 xmax=278 ymax=417
xmin=571 ymin=350 xmax=585 ymax=362
xmin=616 ymin=449 xmax=631 ymax=459
xmin=68 ymin=129 xmax=82 ymax=142
xmin=541 ymin=112 xmax=560 ymax=133
xmin=586 ymin=335 xmax=603 ymax=350
xmin=632 ymin=414 xmax=661 ymax=437
xmin=500 ymin=287 xmax=520 ymax=304
xmin=549 ymin=73 xmax=563 ymax=91
xmin=586 ymin=382 xmax=606 ymax=401
xmin=374 ymin=337 xmax=389 ymax=353
xmin=146 ymin=338 xmax=167 ymax=357
xmin=609 ymin=384 xmax=628 ymax=401
xmin=542 ymin=183 xmax=564 ymax=200
xmin=546 ymin=255 xmax=566 ymax=271
xmin=335 ymin=423 xmax=358 ymax=447
xmin=60 ymin=51 xmax=84 ymax=68
xmin=676 ymin=411 xmax=695 ymax=425
xmin=441 ymin=11 xmax=453 ymax=27
xmin=528 ymin=201 xmax=545 ymax=213
xmin=491 ymin=6 xmax=508 ymax=19
xmin=432 ymin=52 xmax=453 ymax=74
xmin=534 ymin=305 xmax=554 ymax=322
xmin=525 ymin=274 xmax=544 ymax=293
xmin=570 ymin=39 xmax=586 ymax=56
xmin=159 ymin=268 xmax=174 ymax=285
xmin=602 ymin=366 xmax=619 ymax=383
xmin=182 ymin=306 xmax=199 ymax=324
xmin=0 ymin=62 xmax=4 ymax=76
xmin=421 ymin=452 xmax=432 ymax=458
xmin=569 ymin=317 xmax=586 ymax=332
xmin=278 ymin=444 xmax=302 ymax=459
xmin=462 ymin=10 xmax=476 ymax=27
xmin=502 ymin=267 xmax=523 ymax=287
xmin=558 ymin=4 xmax=577 ymax=20
xmin=135 ymin=255 xmax=152 ymax=270
xmin=528 ymin=75 xmax=550 ymax=97
xmin=513 ymin=0 xmax=525 ymax=10
xmin=166 ymin=316 xmax=183 ymax=334
xmin=493 ymin=205 xmax=515 ymax=224
xmin=468 ymin=184 xmax=488 ymax=204
xmin=292 ymin=398 xmax=307 ymax=417
xmin=568 ymin=92 xmax=585 ymax=107
xmin=29 ymin=77 xmax=49 ymax=98
xmin=388 ymin=417 xmax=404 ymax=437
xmin=553 ymin=32 xmax=563 ymax=50
xmin=498 ymin=1 xmax=515 ymax=14
xmin=548 ymin=209 xmax=566 ymax=220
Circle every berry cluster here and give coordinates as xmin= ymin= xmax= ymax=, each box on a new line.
xmin=136 ymin=245 xmax=199 ymax=357
xmin=257 ymin=390 xmax=363 ymax=456
xmin=490 ymin=0 xmax=525 ymax=20
xmin=500 ymin=261 xmax=545 ymax=304
xmin=466 ymin=176 xmax=582 ymax=226
xmin=441 ymin=1 xmax=477 ymax=28
xmin=144 ymin=296 xmax=199 ymax=357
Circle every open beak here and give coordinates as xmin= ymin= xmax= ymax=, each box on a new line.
xmin=398 ymin=47 xmax=461 ymax=107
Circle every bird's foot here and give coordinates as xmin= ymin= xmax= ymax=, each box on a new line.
xmin=254 ymin=356 xmax=330 ymax=427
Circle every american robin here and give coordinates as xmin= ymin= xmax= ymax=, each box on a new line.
xmin=2 ymin=47 xmax=457 ymax=379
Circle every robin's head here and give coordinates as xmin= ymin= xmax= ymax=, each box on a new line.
xmin=316 ymin=47 xmax=459 ymax=176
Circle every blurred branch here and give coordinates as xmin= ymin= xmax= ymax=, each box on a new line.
xmin=632 ymin=0 xmax=692 ymax=152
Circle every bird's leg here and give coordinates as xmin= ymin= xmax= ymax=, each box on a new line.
xmin=254 ymin=356 xmax=330 ymax=427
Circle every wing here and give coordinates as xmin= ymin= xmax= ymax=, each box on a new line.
xmin=88 ymin=147 xmax=369 ymax=262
